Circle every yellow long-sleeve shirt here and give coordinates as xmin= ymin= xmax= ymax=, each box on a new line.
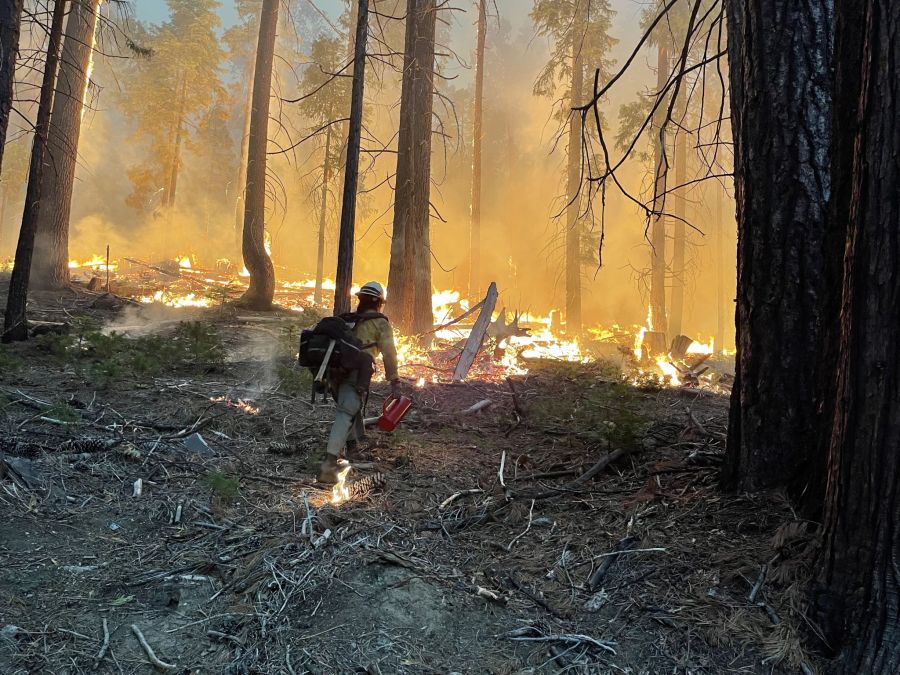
xmin=352 ymin=312 xmax=400 ymax=382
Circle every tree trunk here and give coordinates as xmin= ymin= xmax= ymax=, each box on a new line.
xmin=239 ymin=0 xmax=278 ymax=310
xmin=649 ymin=44 xmax=668 ymax=337
xmin=3 ymin=0 xmax=67 ymax=343
xmin=810 ymin=1 xmax=900 ymax=669
xmin=669 ymin=129 xmax=687 ymax=338
xmin=166 ymin=76 xmax=187 ymax=211
xmin=234 ymin=65 xmax=253 ymax=257
xmin=334 ymin=0 xmax=369 ymax=316
xmin=31 ymin=0 xmax=101 ymax=290
xmin=564 ymin=0 xmax=585 ymax=336
xmin=0 ymin=0 xmax=23 ymax=176
xmin=314 ymin=124 xmax=332 ymax=306
xmin=467 ymin=0 xmax=486 ymax=298
xmin=720 ymin=0 xmax=832 ymax=493
xmin=386 ymin=0 xmax=436 ymax=335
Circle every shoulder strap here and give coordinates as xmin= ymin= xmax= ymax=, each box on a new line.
xmin=343 ymin=311 xmax=388 ymax=324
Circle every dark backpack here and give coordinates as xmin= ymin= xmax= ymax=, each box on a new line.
xmin=298 ymin=312 xmax=385 ymax=380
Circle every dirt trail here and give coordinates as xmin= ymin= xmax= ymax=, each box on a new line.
xmin=0 ymin=294 xmax=813 ymax=674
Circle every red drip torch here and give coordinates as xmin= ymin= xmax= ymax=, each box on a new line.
xmin=377 ymin=395 xmax=413 ymax=432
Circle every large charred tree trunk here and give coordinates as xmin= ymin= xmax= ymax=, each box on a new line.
xmin=467 ymin=0 xmax=486 ymax=298
xmin=669 ymin=129 xmax=687 ymax=337
xmin=0 ymin=0 xmax=23 ymax=176
xmin=3 ymin=0 xmax=66 ymax=342
xmin=32 ymin=0 xmax=101 ymax=290
xmin=334 ymin=0 xmax=369 ymax=316
xmin=234 ymin=67 xmax=253 ymax=256
xmin=564 ymin=0 xmax=585 ymax=336
xmin=239 ymin=0 xmax=278 ymax=310
xmin=649 ymin=44 xmax=668 ymax=337
xmin=387 ymin=0 xmax=436 ymax=334
xmin=810 ymin=1 xmax=900 ymax=668
xmin=314 ymin=124 xmax=333 ymax=306
xmin=720 ymin=0 xmax=832 ymax=493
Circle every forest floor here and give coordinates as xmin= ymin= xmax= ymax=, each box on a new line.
xmin=0 ymin=284 xmax=819 ymax=674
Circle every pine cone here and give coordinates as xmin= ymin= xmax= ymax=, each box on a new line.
xmin=348 ymin=472 xmax=386 ymax=499
xmin=0 ymin=438 xmax=41 ymax=458
xmin=57 ymin=438 xmax=116 ymax=453
xmin=267 ymin=442 xmax=294 ymax=455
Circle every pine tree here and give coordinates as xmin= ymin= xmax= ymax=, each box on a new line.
xmin=386 ymin=0 xmax=438 ymax=334
xmin=32 ymin=0 xmax=102 ymax=290
xmin=298 ymin=36 xmax=353 ymax=306
xmin=118 ymin=0 xmax=226 ymax=218
xmin=334 ymin=0 xmax=370 ymax=316
xmin=721 ymin=0 xmax=832 ymax=493
xmin=4 ymin=0 xmax=67 ymax=342
xmin=812 ymin=1 xmax=900 ymax=668
xmin=467 ymin=0 xmax=487 ymax=297
xmin=238 ymin=0 xmax=278 ymax=310
xmin=531 ymin=0 xmax=616 ymax=335
xmin=224 ymin=0 xmax=262 ymax=256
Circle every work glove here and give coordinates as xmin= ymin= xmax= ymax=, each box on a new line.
xmin=390 ymin=379 xmax=402 ymax=399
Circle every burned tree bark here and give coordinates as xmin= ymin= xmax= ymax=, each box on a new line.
xmin=3 ymin=0 xmax=67 ymax=342
xmin=649 ymin=44 xmax=668 ymax=338
xmin=811 ymin=1 xmax=900 ymax=668
xmin=467 ymin=0 xmax=486 ymax=298
xmin=234 ymin=68 xmax=253 ymax=256
xmin=334 ymin=0 xmax=369 ymax=316
xmin=564 ymin=0 xmax=585 ymax=336
xmin=239 ymin=0 xmax=278 ymax=310
xmin=32 ymin=0 xmax=101 ymax=290
xmin=0 ymin=0 xmax=23 ymax=176
xmin=314 ymin=124 xmax=333 ymax=306
xmin=387 ymin=0 xmax=436 ymax=334
xmin=720 ymin=0 xmax=832 ymax=493
xmin=669 ymin=129 xmax=687 ymax=338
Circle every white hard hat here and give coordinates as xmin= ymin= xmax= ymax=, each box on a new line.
xmin=356 ymin=281 xmax=385 ymax=300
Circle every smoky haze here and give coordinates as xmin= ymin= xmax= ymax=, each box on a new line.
xmin=1 ymin=0 xmax=736 ymax=347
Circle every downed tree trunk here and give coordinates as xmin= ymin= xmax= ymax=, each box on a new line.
xmin=452 ymin=282 xmax=498 ymax=382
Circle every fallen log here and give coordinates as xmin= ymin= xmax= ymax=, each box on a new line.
xmin=460 ymin=399 xmax=492 ymax=415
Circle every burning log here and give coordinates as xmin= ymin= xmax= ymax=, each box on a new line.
xmin=452 ymin=282 xmax=498 ymax=382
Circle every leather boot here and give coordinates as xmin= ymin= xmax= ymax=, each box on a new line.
xmin=317 ymin=454 xmax=341 ymax=484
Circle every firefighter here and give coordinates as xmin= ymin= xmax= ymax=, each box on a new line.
xmin=318 ymin=281 xmax=401 ymax=484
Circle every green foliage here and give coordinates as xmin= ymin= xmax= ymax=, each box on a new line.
xmin=276 ymin=364 xmax=311 ymax=397
xmin=299 ymin=37 xmax=353 ymax=132
xmin=39 ymin=321 xmax=224 ymax=387
xmin=43 ymin=402 xmax=82 ymax=424
xmin=0 ymin=346 xmax=20 ymax=373
xmin=616 ymin=98 xmax=654 ymax=157
xmin=173 ymin=321 xmax=225 ymax=365
xmin=118 ymin=0 xmax=228 ymax=212
xmin=203 ymin=470 xmax=240 ymax=500
xmin=531 ymin=0 xmax=618 ymax=102
xmin=527 ymin=364 xmax=646 ymax=449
